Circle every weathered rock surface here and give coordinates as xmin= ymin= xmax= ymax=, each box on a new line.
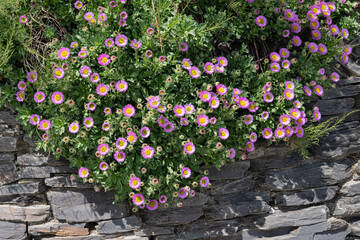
xmin=206 ymin=192 xmax=271 ymax=220
xmin=275 ymin=186 xmax=339 ymax=206
xmin=0 ymin=111 xmax=17 ymax=124
xmin=333 ymin=195 xmax=360 ymax=217
xmin=202 ymin=161 xmax=250 ymax=180
xmin=265 ymin=159 xmax=352 ymax=190
xmin=141 ymin=206 xmax=203 ymax=226
xmin=45 ymin=176 xmax=93 ymax=188
xmin=21 ymin=166 xmax=76 ymax=178
xmin=210 ymin=175 xmax=255 ymax=196
xmin=0 ymin=181 xmax=46 ymax=196
xmin=0 ymin=204 xmax=50 ymax=222
xmin=254 ymin=206 xmax=328 ymax=230
xmin=177 ymin=219 xmax=240 ymax=240
xmin=0 ymin=162 xmax=18 ymax=185
xmin=340 ymin=180 xmax=360 ymax=196
xmin=134 ymin=226 xmax=174 ymax=236
xmin=0 ymin=221 xmax=27 ymax=240
xmin=0 ymin=136 xmax=17 ymax=152
xmin=316 ymin=98 xmax=355 ymax=115
xmin=323 ymin=84 xmax=360 ymax=99
xmin=17 ymin=151 xmax=52 ymax=166
xmin=28 ymin=221 xmax=89 ymax=236
xmin=0 ymin=153 xmax=15 ymax=161
xmin=249 ymin=153 xmax=302 ymax=171
xmin=46 ymin=190 xmax=129 ymax=223
xmin=339 ymin=77 xmax=360 ymax=85
xmin=96 ymin=216 xmax=142 ymax=234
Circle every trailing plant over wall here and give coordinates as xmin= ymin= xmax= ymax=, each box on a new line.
xmin=1 ymin=0 xmax=359 ymax=211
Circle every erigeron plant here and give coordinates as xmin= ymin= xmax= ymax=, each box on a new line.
xmin=11 ymin=0 xmax=358 ymax=211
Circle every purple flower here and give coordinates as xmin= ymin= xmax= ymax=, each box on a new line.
xmin=115 ymin=34 xmax=128 ymax=47
xmin=96 ymin=84 xmax=109 ymax=96
xmin=189 ymin=67 xmax=200 ymax=78
xmin=179 ymin=42 xmax=188 ymax=52
xmin=34 ymin=91 xmax=46 ymax=103
xmin=218 ymin=128 xmax=229 ymax=140
xmin=318 ymin=43 xmax=327 ymax=55
xmin=130 ymin=39 xmax=141 ymax=49
xmin=292 ymin=36 xmax=302 ymax=47
xmin=51 ymin=91 xmax=64 ymax=104
xmin=69 ymin=122 xmax=79 ymax=133
xmin=181 ymin=167 xmax=191 ymax=178
xmin=58 ymin=47 xmax=70 ymax=60
xmin=255 ymin=15 xmax=267 ymax=27
xmin=184 ymin=142 xmax=195 ymax=155
xmin=98 ymin=54 xmax=110 ymax=66
xmin=270 ymin=62 xmax=280 ymax=73
xmin=80 ymin=66 xmax=92 ymax=78
xmin=53 ymin=68 xmax=65 ymax=79
xmin=308 ymin=42 xmax=318 ymax=52
xmin=29 ymin=114 xmax=40 ymax=125
xmin=39 ymin=119 xmax=51 ymax=131
xmin=218 ymin=57 xmax=228 ymax=67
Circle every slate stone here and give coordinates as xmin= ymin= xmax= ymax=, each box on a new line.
xmin=343 ymin=59 xmax=360 ymax=77
xmin=0 ymin=194 xmax=47 ymax=206
xmin=155 ymin=235 xmax=176 ymax=240
xmin=177 ymin=219 xmax=239 ymax=240
xmin=254 ymin=206 xmax=328 ymax=230
xmin=0 ymin=162 xmax=18 ymax=185
xmin=17 ymin=151 xmax=51 ymax=166
xmin=0 ymin=204 xmax=50 ymax=222
xmin=0 ymin=153 xmax=15 ymax=162
xmin=0 ymin=111 xmax=17 ymax=124
xmin=210 ymin=175 xmax=255 ymax=196
xmin=45 ymin=176 xmax=93 ymax=188
xmin=249 ymin=153 xmax=302 ymax=171
xmin=0 ymin=181 xmax=46 ymax=196
xmin=339 ymin=77 xmax=360 ymax=85
xmin=275 ymin=186 xmax=339 ymax=206
xmin=317 ymin=142 xmax=360 ymax=160
xmin=37 ymin=235 xmax=148 ymax=240
xmin=21 ymin=166 xmax=76 ymax=178
xmin=23 ymin=135 xmax=38 ymax=147
xmin=0 ymin=124 xmax=22 ymax=136
xmin=28 ymin=221 xmax=89 ymax=236
xmin=247 ymin=142 xmax=290 ymax=160
xmin=264 ymin=159 xmax=352 ymax=190
xmin=244 ymin=218 xmax=349 ymax=240
xmin=206 ymin=192 xmax=271 ymax=220
xmin=46 ymin=190 xmax=129 ymax=223
xmin=96 ymin=216 xmax=142 ymax=234
xmin=322 ymin=84 xmax=360 ymax=99
xmin=177 ymin=192 xmax=210 ymax=207
xmin=0 ymin=221 xmax=26 ymax=240
xmin=315 ymin=98 xmax=355 ymax=115
xmin=141 ymin=206 xmax=203 ymax=226
xmin=0 ymin=136 xmax=17 ymax=152
xmin=340 ymin=180 xmax=360 ymax=196
xmin=134 ymin=226 xmax=174 ymax=236
xmin=350 ymin=219 xmax=360 ymax=237
xmin=333 ymin=195 xmax=360 ymax=217
xmin=202 ymin=161 xmax=250 ymax=180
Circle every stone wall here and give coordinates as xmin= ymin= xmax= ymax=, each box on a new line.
xmin=1 ymin=63 xmax=360 ymax=239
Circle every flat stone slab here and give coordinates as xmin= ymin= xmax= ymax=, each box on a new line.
xmin=28 ymin=221 xmax=89 ymax=236
xmin=275 ymin=186 xmax=339 ymax=206
xmin=0 ymin=162 xmax=18 ymax=185
xmin=0 ymin=136 xmax=17 ymax=152
xmin=202 ymin=161 xmax=250 ymax=180
xmin=134 ymin=226 xmax=174 ymax=236
xmin=17 ymin=151 xmax=52 ymax=166
xmin=206 ymin=192 xmax=271 ymax=220
xmin=0 ymin=221 xmax=26 ymax=240
xmin=340 ymin=180 xmax=360 ymax=196
xmin=141 ymin=206 xmax=203 ymax=226
xmin=323 ymin=84 xmax=360 ymax=99
xmin=210 ymin=175 xmax=255 ymax=196
xmin=339 ymin=77 xmax=360 ymax=85
xmin=0 ymin=181 xmax=46 ymax=196
xmin=96 ymin=216 xmax=142 ymax=235
xmin=21 ymin=166 xmax=76 ymax=178
xmin=254 ymin=206 xmax=328 ymax=230
xmin=0 ymin=111 xmax=17 ymax=124
xmin=45 ymin=176 xmax=93 ymax=188
xmin=333 ymin=195 xmax=360 ymax=217
xmin=0 ymin=204 xmax=50 ymax=222
xmin=264 ymin=159 xmax=352 ymax=190
xmin=316 ymin=98 xmax=355 ymax=115
xmin=47 ymin=190 xmax=129 ymax=223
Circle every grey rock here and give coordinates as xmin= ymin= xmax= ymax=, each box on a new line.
xmin=317 ymin=142 xmax=360 ymax=160
xmin=134 ymin=226 xmax=174 ymax=236
xmin=275 ymin=186 xmax=339 ymax=206
xmin=177 ymin=192 xmax=210 ymax=207
xmin=0 ymin=204 xmax=50 ymax=222
xmin=0 ymin=162 xmax=18 ymax=185
xmin=206 ymin=192 xmax=271 ymax=220
xmin=210 ymin=175 xmax=255 ymax=196
xmin=244 ymin=218 xmax=349 ymax=240
xmin=323 ymin=84 xmax=360 ymax=99
xmin=247 ymin=142 xmax=291 ymax=160
xmin=333 ymin=195 xmax=360 ymax=217
xmin=339 ymin=77 xmax=360 ymax=85
xmin=350 ymin=219 xmax=360 ymax=236
xmin=23 ymin=135 xmax=38 ymax=147
xmin=315 ymin=98 xmax=355 ymax=115
xmin=155 ymin=235 xmax=176 ymax=240
xmin=249 ymin=153 xmax=302 ymax=171
xmin=36 ymin=234 xmax=148 ymax=240
xmin=45 ymin=176 xmax=93 ymax=188
xmin=47 ymin=190 xmax=129 ymax=223
xmin=96 ymin=216 xmax=142 ymax=234
xmin=141 ymin=206 xmax=203 ymax=226
xmin=343 ymin=59 xmax=360 ymax=77
xmin=0 ymin=194 xmax=47 ymax=205
xmin=0 ymin=136 xmax=17 ymax=152
xmin=0 ymin=221 xmax=26 ymax=240
xmin=177 ymin=219 xmax=239 ymax=240
xmin=17 ymin=151 xmax=51 ymax=166
xmin=0 ymin=181 xmax=46 ymax=196
xmin=202 ymin=161 xmax=250 ymax=180
xmin=0 ymin=153 xmax=15 ymax=161
xmin=264 ymin=159 xmax=352 ymax=190
xmin=28 ymin=221 xmax=89 ymax=236
xmin=254 ymin=206 xmax=328 ymax=230
xmin=0 ymin=111 xmax=17 ymax=124
xmin=21 ymin=166 xmax=76 ymax=178
xmin=0 ymin=124 xmax=22 ymax=136
xmin=340 ymin=180 xmax=360 ymax=196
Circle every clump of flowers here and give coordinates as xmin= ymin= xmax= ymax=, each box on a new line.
xmin=11 ymin=0 xmax=357 ymax=211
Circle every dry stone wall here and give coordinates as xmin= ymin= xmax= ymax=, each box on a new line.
xmin=1 ymin=61 xmax=360 ymax=239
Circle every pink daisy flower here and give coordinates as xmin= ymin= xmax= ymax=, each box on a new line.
xmin=127 ymin=132 xmax=137 ymax=144
xmin=200 ymin=176 xmax=209 ymax=187
xmin=280 ymin=114 xmax=291 ymax=125
xmin=174 ymin=105 xmax=185 ymax=117
xmin=147 ymin=200 xmax=158 ymax=211
xmin=87 ymin=102 xmax=96 ymax=111
xmin=115 ymin=34 xmax=128 ymax=47
xmin=244 ymin=115 xmax=253 ymax=125
xmin=53 ymin=68 xmax=65 ymax=79
xmin=284 ymin=89 xmax=295 ymax=100
xmin=80 ymin=66 xmax=92 ymax=78
xmin=99 ymin=162 xmax=109 ymax=171
xmin=133 ymin=194 xmax=145 ymax=206
xmin=29 ymin=114 xmax=40 ymax=125
xmin=255 ymin=15 xmax=267 ymax=27
xmin=178 ymin=188 xmax=188 ymax=199
xmin=34 ymin=91 xmax=46 ymax=103
xmin=184 ymin=142 xmax=195 ymax=155
xmin=83 ymin=117 xmax=94 ymax=128
xmin=189 ymin=67 xmax=201 ymax=78
xmin=69 ymin=122 xmax=79 ymax=133
xmin=39 ymin=119 xmax=51 ymax=131
xmin=218 ymin=128 xmax=229 ymax=140
xmin=58 ymin=47 xmax=71 ymax=60
xmin=246 ymin=141 xmax=254 ymax=152
xmin=98 ymin=143 xmax=109 ymax=156
xmin=217 ymin=57 xmax=228 ymax=67
xmin=96 ymin=84 xmax=109 ymax=96
xmin=116 ymin=138 xmax=128 ymax=150
xmin=204 ymin=62 xmax=215 ymax=74
xmin=181 ymin=167 xmax=191 ymax=178
xmin=78 ymin=167 xmax=89 ymax=178
xmin=129 ymin=177 xmax=141 ymax=189
xmin=216 ymin=84 xmax=227 ymax=95
xmin=179 ymin=42 xmax=188 ymax=52
xmin=197 ymin=115 xmax=209 ymax=127
xmin=102 ymin=122 xmax=111 ymax=131
xmin=123 ymin=104 xmax=135 ymax=117
xmin=141 ymin=146 xmax=154 ymax=159
xmin=98 ymin=54 xmax=111 ymax=66
xmin=51 ymin=91 xmax=64 ymax=105
xmin=238 ymin=97 xmax=250 ymax=108
xmin=114 ymin=151 xmax=126 ymax=162
xmin=163 ymin=122 xmax=174 ymax=133
xmin=263 ymin=92 xmax=274 ymax=103
xmin=262 ymin=128 xmax=273 ymax=139
xmin=139 ymin=127 xmax=150 ymax=138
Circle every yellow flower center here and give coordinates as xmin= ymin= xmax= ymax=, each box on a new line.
xmin=149 ymin=201 xmax=156 ymax=207
xmin=247 ymin=144 xmax=252 ymax=149
xmin=218 ymin=88 xmax=224 ymax=93
xmin=286 ymin=92 xmax=291 ymax=98
xmin=99 ymin=87 xmax=106 ymax=93
xmin=191 ymin=70 xmax=197 ymax=75
xmin=128 ymin=135 xmax=135 ymax=142
xmin=55 ymin=71 xmax=62 ymax=76
xmin=186 ymin=145 xmax=192 ymax=151
xmin=119 ymin=38 xmax=125 ymax=44
xmin=101 ymin=57 xmax=108 ymax=64
xmin=206 ymin=65 xmax=211 ymax=71
xmin=220 ymin=131 xmax=226 ymax=136
xmin=126 ymin=109 xmax=132 ymax=115
xmin=183 ymin=170 xmax=188 ymax=175
xmin=203 ymin=94 xmax=208 ymax=99
xmin=55 ymin=95 xmax=61 ymax=101
xmin=176 ymin=109 xmax=182 ymax=114
xmin=282 ymin=117 xmax=288 ymax=122
xmin=119 ymin=84 xmax=125 ymax=89
xmin=265 ymin=131 xmax=269 ymax=136
xmin=240 ymin=100 xmax=246 ymax=106
xmin=37 ymin=95 xmax=43 ymax=100
xmin=220 ymin=60 xmax=225 ymax=65
xmin=211 ymin=100 xmax=217 ymax=105
xmin=199 ymin=118 xmax=205 ymax=124
xmin=72 ymin=125 xmax=77 ymax=131
xmin=136 ymin=196 xmax=142 ymax=203
xmin=81 ymin=170 xmax=88 ymax=175
xmin=132 ymin=180 xmax=138 ymax=186
xmin=145 ymin=150 xmax=151 ymax=155
xmin=43 ymin=123 xmax=48 ymax=128
xmin=101 ymin=147 xmax=107 ymax=152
